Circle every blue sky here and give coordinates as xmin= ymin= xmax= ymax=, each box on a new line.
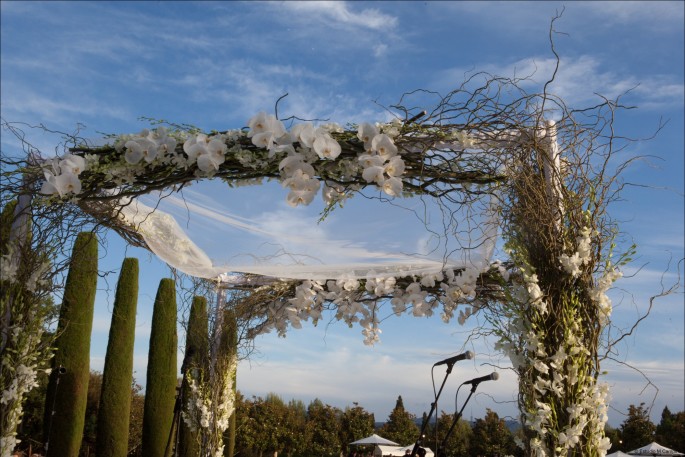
xmin=1 ymin=1 xmax=683 ymax=427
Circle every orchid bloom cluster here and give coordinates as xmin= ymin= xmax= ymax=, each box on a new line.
xmin=250 ymin=266 xmax=484 ymax=346
xmin=39 ymin=153 xmax=87 ymax=197
xmin=1 ymin=244 xmax=53 ymax=457
xmin=520 ymin=316 xmax=612 ymax=457
xmin=558 ymin=227 xmax=592 ymax=277
xmin=493 ymin=224 xmax=621 ymax=457
xmin=38 ymin=114 xmax=409 ymax=208
xmin=557 ymin=226 xmax=623 ymax=325
xmin=182 ymin=353 xmax=237 ymax=457
xmin=245 ymin=113 xmax=407 ymax=206
xmin=495 ymin=282 xmax=613 ymax=456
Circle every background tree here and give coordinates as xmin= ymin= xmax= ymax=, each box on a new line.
xmin=80 ymin=371 xmax=103 ymax=455
xmin=339 ymin=403 xmax=375 ymax=454
xmin=233 ymin=391 xmax=253 ymax=457
xmin=655 ymin=407 xmax=685 ymax=453
xmin=282 ymin=399 xmax=307 ymax=457
xmin=431 ymin=411 xmax=472 ymax=457
xmin=619 ymin=403 xmax=655 ymax=452
xmin=97 ymin=257 xmax=139 ymax=457
xmin=128 ymin=379 xmax=146 ymax=457
xmin=141 ymin=278 xmax=178 ymax=457
xmin=242 ymin=393 xmax=289 ymax=457
xmin=379 ymin=395 xmax=419 ymax=447
xmin=43 ymin=232 xmax=98 ymax=457
xmin=304 ymin=399 xmax=341 ymax=457
xmin=469 ymin=409 xmax=516 ymax=457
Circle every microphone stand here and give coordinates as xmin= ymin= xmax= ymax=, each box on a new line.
xmin=409 ymin=361 xmax=456 ymax=457
xmin=436 ymin=383 xmax=478 ymax=457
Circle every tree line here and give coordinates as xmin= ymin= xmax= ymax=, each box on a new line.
xmin=18 ymin=374 xmax=684 ymax=457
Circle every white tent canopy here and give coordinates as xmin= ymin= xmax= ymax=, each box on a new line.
xmin=628 ymin=442 xmax=684 ymax=456
xmin=607 ymin=452 xmax=633 ymax=457
xmin=350 ymin=434 xmax=400 ymax=446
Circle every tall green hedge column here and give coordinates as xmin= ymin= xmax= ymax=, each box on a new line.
xmin=142 ymin=278 xmax=178 ymax=457
xmin=96 ymin=257 xmax=139 ymax=457
xmin=178 ymin=295 xmax=209 ymax=457
xmin=43 ymin=232 xmax=98 ymax=457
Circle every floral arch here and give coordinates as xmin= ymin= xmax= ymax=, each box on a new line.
xmin=1 ymin=73 xmax=638 ymax=457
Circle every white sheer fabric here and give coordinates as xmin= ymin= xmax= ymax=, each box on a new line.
xmin=117 ymin=179 xmax=498 ymax=282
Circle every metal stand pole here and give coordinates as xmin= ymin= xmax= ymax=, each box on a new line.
xmin=437 ymin=384 xmax=478 ymax=457
xmin=409 ymin=362 xmax=456 ymax=457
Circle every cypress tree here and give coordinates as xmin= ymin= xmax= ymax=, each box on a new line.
xmin=96 ymin=257 xmax=139 ymax=457
xmin=380 ymin=395 xmax=419 ymax=446
xmin=142 ymin=278 xmax=178 ymax=457
xmin=178 ymin=295 xmax=209 ymax=457
xmin=43 ymin=232 xmax=98 ymax=457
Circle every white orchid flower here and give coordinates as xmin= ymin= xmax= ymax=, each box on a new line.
xmin=125 ymin=138 xmax=158 ymax=164
xmin=322 ymin=181 xmax=345 ymax=204
xmin=371 ymin=133 xmax=398 ymax=160
xmin=291 ymin=123 xmax=317 ymax=148
xmin=148 ymin=127 xmax=178 ymax=157
xmin=279 ymin=155 xmax=315 ymax=178
xmin=251 ymin=131 xmax=275 ymax=150
xmin=46 ymin=171 xmax=82 ymax=196
xmin=247 ymin=112 xmax=286 ymax=147
xmin=357 ymin=123 xmax=379 ymax=150
xmin=198 ymin=138 xmax=227 ymax=172
xmin=358 ymin=154 xmax=384 ymax=168
xmin=384 ymin=156 xmax=405 ymax=177
xmin=40 ymin=169 xmax=82 ymax=196
xmin=362 ymin=165 xmax=385 ymax=185
xmin=313 ymin=134 xmax=341 ymax=159
xmin=382 ymin=176 xmax=403 ymax=196
xmin=278 ymin=154 xmax=305 ymax=173
xmin=57 ymin=172 xmax=82 ymax=195
xmin=247 ymin=112 xmax=270 ymax=136
xmin=197 ymin=151 xmax=222 ymax=172
xmin=184 ymin=140 xmax=207 ymax=164
xmin=286 ymin=187 xmax=317 ymax=207
xmin=59 ymin=154 xmax=87 ymax=175
xmin=40 ymin=170 xmax=59 ymax=195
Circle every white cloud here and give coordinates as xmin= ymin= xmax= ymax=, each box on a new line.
xmin=435 ymin=2 xmax=684 ymax=35
xmin=2 ymin=85 xmax=131 ymax=126
xmin=577 ymin=2 xmax=685 ymax=29
xmin=434 ymin=55 xmax=684 ymax=111
xmin=373 ymin=43 xmax=389 ymax=58
xmin=281 ymin=1 xmax=398 ymax=31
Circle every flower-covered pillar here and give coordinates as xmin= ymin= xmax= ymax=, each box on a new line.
xmin=1 ymin=157 xmax=54 ymax=455
xmin=494 ymin=121 xmax=622 ymax=457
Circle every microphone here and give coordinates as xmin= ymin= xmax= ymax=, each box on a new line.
xmin=434 ymin=351 xmax=474 ymax=366
xmin=463 ymin=372 xmax=499 ymax=385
